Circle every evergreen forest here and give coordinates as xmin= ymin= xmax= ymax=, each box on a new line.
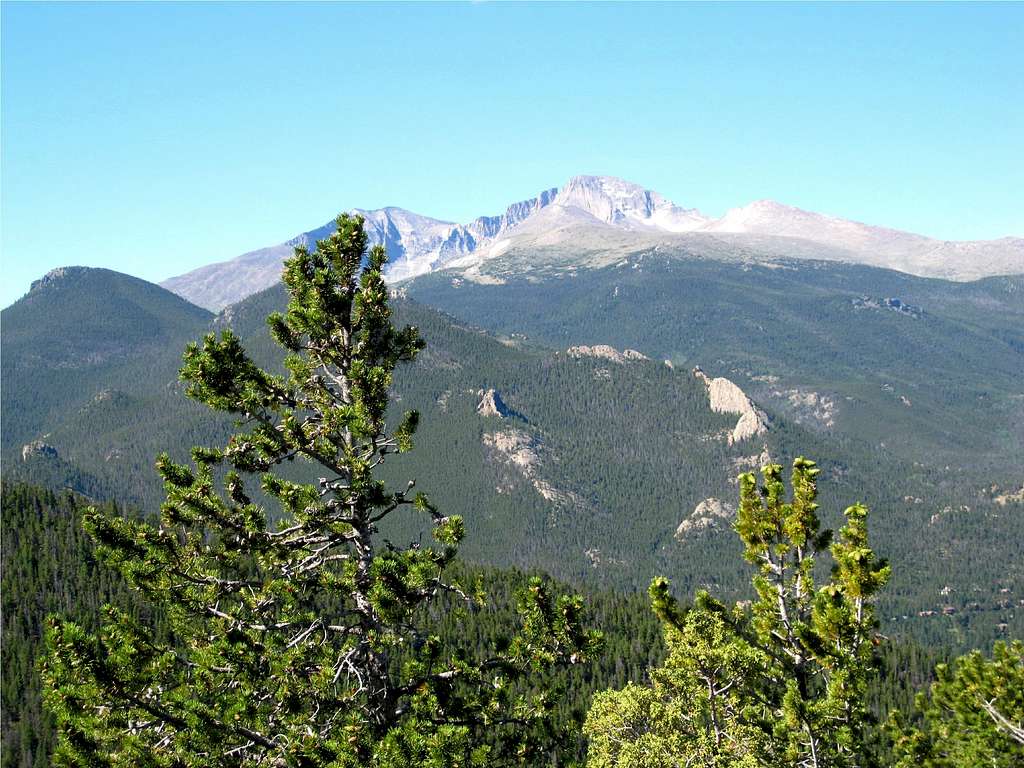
xmin=1 ymin=216 xmax=1021 ymax=767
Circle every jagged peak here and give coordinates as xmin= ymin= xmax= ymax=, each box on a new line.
xmin=562 ymin=174 xmax=646 ymax=191
xmin=476 ymin=388 xmax=510 ymax=418
xmin=553 ymin=175 xmax=708 ymax=231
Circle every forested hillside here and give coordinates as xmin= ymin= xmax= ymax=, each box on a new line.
xmin=0 ymin=483 xmax=966 ymax=768
xmin=3 ymin=253 xmax=1021 ymax=766
xmin=1 ymin=267 xmax=213 ymax=454
xmin=5 ymin=3 xmax=1022 ymax=764
xmin=0 ymin=485 xmax=161 ymax=768
xmin=3 ymin=272 xmax=1021 ymax=647
xmin=406 ymin=255 xmax=1024 ymax=470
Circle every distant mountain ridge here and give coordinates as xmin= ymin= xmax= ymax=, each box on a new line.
xmin=161 ymin=175 xmax=1024 ymax=310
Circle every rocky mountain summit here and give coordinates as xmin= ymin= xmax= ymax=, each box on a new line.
xmin=162 ymin=175 xmax=1024 ymax=310
xmin=553 ymin=175 xmax=708 ymax=232
xmin=29 ymin=266 xmax=93 ymax=293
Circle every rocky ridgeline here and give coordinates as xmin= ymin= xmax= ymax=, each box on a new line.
xmin=566 ymin=345 xmax=649 ymax=364
xmin=693 ymin=367 xmax=768 ymax=444
xmin=161 ymin=173 xmax=1024 ymax=310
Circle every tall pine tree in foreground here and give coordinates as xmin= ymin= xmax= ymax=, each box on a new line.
xmin=585 ymin=458 xmax=891 ymax=768
xmin=41 ymin=214 xmax=600 ymax=768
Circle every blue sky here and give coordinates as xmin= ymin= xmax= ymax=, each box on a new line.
xmin=2 ymin=1 xmax=1022 ymax=308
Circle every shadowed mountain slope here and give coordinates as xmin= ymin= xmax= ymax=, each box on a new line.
xmin=404 ymin=255 xmax=1024 ymax=472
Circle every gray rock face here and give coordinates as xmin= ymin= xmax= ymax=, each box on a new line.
xmin=566 ymin=344 xmax=649 ymax=364
xmin=553 ymin=175 xmax=709 ymax=232
xmin=22 ymin=440 xmax=59 ymax=461
xmin=29 ymin=266 xmax=91 ymax=293
xmin=693 ymin=367 xmax=769 ymax=444
xmin=160 ymin=188 xmax=562 ymax=311
xmin=476 ymin=388 xmax=510 ymax=418
xmin=465 ymin=187 xmax=558 ymax=241
xmin=674 ymin=497 xmax=736 ymax=540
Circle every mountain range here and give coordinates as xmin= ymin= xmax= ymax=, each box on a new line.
xmin=161 ymin=175 xmax=1024 ymax=310
xmin=4 ymin=168 xmax=1024 ymax=653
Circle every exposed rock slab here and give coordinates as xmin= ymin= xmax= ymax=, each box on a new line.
xmin=675 ymin=498 xmax=736 ymax=540
xmin=693 ymin=367 xmax=768 ymax=444
xmin=476 ymin=388 xmax=510 ymax=418
xmin=763 ymin=387 xmax=837 ymax=429
xmin=993 ymin=486 xmax=1024 ymax=506
xmin=566 ymin=345 xmax=649 ymax=364
xmin=22 ymin=441 xmax=59 ymax=461
xmin=732 ymin=445 xmax=774 ymax=473
xmin=481 ymin=429 xmax=577 ymax=506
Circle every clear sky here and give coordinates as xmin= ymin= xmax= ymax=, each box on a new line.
xmin=2 ymin=1 xmax=1022 ymax=308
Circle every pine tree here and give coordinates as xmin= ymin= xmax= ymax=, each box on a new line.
xmin=889 ymin=639 xmax=1024 ymax=767
xmin=41 ymin=214 xmax=600 ymax=768
xmin=585 ymin=458 xmax=891 ymax=768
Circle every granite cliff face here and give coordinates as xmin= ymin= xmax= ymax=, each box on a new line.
xmin=693 ymin=366 xmax=768 ymax=444
xmin=29 ymin=266 xmax=93 ymax=292
xmin=463 ymin=187 xmax=559 ymax=242
xmin=476 ymin=388 xmax=510 ymax=418
xmin=552 ymin=175 xmax=709 ymax=232
xmin=674 ymin=497 xmax=736 ymax=540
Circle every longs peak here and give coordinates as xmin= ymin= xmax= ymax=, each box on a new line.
xmin=160 ymin=175 xmax=1024 ymax=310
